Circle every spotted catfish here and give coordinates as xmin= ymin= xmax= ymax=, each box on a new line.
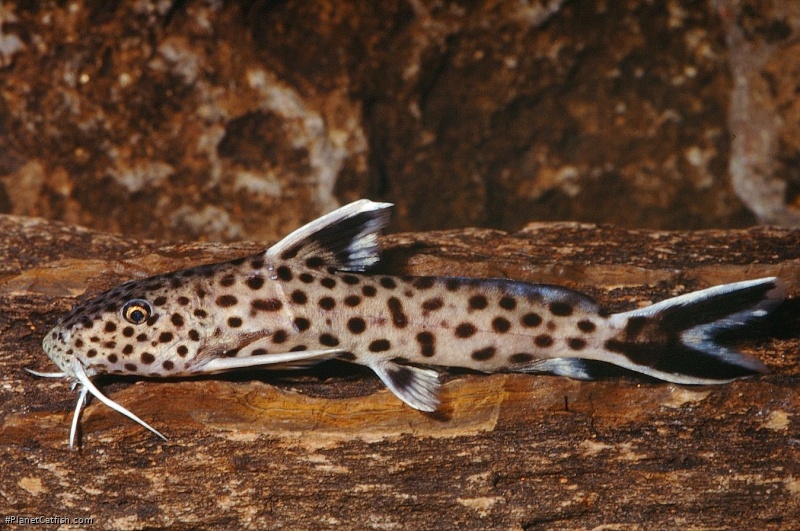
xmin=34 ymin=200 xmax=785 ymax=448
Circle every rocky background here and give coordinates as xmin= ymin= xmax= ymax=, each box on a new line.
xmin=1 ymin=0 xmax=799 ymax=243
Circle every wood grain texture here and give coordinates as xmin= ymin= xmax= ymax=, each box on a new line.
xmin=1 ymin=215 xmax=798 ymax=529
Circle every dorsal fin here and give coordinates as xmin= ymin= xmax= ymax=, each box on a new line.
xmin=266 ymin=200 xmax=393 ymax=271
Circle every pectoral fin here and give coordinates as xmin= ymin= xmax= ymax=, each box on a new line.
xmin=193 ymin=348 xmax=344 ymax=374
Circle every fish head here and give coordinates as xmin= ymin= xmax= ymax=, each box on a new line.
xmin=42 ymin=268 xmax=215 ymax=379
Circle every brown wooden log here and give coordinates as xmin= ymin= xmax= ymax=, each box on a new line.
xmin=0 ymin=215 xmax=798 ymax=529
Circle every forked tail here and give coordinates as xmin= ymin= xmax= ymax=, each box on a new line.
xmin=600 ymin=277 xmax=786 ymax=384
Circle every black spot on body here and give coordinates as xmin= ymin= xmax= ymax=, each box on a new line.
xmin=251 ymin=348 xmax=268 ymax=356
xmin=380 ymin=277 xmax=397 ymax=289
xmin=347 ymin=317 xmax=366 ymax=334
xmin=549 ymin=302 xmax=573 ymax=317
xmin=216 ymin=295 xmax=238 ymax=307
xmin=246 ymin=276 xmax=265 ymax=290
xmin=188 ymin=329 xmax=200 ymax=341
xmin=299 ymin=273 xmax=314 ymax=283
xmin=369 ymin=339 xmax=391 ymax=352
xmin=387 ymin=297 xmax=408 ymax=329
xmin=178 ymin=296 xmax=190 ymax=306
xmin=319 ymin=297 xmax=336 ymax=310
xmin=171 ymin=313 xmax=184 ymax=327
xmin=422 ymin=298 xmax=444 ymax=312
xmin=108 ymin=354 xmax=119 ymax=363
xmin=163 ymin=360 xmax=174 ymax=370
xmin=290 ymin=345 xmax=308 ymax=352
xmin=252 ymin=298 xmax=283 ymax=312
xmin=291 ymin=290 xmax=308 ymax=304
xmin=124 ymin=363 xmax=137 ymax=372
xmin=104 ymin=321 xmax=117 ymax=332
xmin=455 ymin=323 xmax=477 ymax=338
xmin=220 ymin=274 xmax=236 ymax=287
xmin=522 ymin=313 xmax=542 ymax=327
xmin=339 ymin=352 xmax=357 ymax=361
xmin=251 ymin=258 xmax=265 ymax=269
xmin=445 ymin=279 xmax=460 ymax=291
xmin=194 ymin=309 xmax=207 ymax=318
xmin=136 ymin=333 xmax=148 ymax=342
xmin=342 ymin=274 xmax=360 ymax=285
xmin=569 ymin=338 xmax=587 ymax=350
xmin=362 ymin=285 xmax=377 ymax=297
xmin=578 ymin=320 xmax=596 ymax=333
xmin=276 ymin=266 xmax=292 ymax=281
xmin=492 ymin=317 xmax=511 ymax=333
xmin=499 ymin=296 xmax=517 ymax=310
xmin=273 ymin=330 xmax=288 ymax=343
xmin=294 ymin=317 xmax=311 ymax=331
xmin=228 ymin=317 xmax=243 ymax=328
xmin=86 ymin=349 xmax=97 ymax=358
xmin=103 ymin=341 xmax=116 ymax=349
xmin=416 ymin=331 xmax=436 ymax=357
xmin=471 ymin=347 xmax=496 ymax=361
xmin=469 ymin=295 xmax=488 ymax=310
xmin=159 ymin=332 xmax=173 ymax=343
xmin=177 ymin=345 xmax=188 ymax=356
xmin=319 ymin=333 xmax=340 ymax=346
xmin=320 ymin=277 xmax=337 ymax=289
xmin=75 ymin=339 xmax=84 ymax=348
xmin=344 ymin=295 xmax=361 ymax=307
xmin=534 ymin=335 xmax=554 ymax=347
xmin=141 ymin=352 xmax=155 ymax=364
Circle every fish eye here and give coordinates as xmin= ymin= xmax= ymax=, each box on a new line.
xmin=122 ymin=299 xmax=152 ymax=325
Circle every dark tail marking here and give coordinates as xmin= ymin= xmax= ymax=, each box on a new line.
xmin=604 ymin=277 xmax=785 ymax=384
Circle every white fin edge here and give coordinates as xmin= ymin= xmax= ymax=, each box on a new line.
xmin=615 ymin=277 xmax=782 ymax=319
xmin=71 ymin=359 xmax=167 ymax=448
xmin=264 ymin=199 xmax=393 ymax=270
xmin=193 ymin=348 xmax=345 ymax=374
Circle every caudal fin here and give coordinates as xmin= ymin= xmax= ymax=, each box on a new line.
xmin=603 ymin=277 xmax=785 ymax=384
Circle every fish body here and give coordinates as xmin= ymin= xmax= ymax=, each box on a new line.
xmin=38 ymin=200 xmax=786 ymax=448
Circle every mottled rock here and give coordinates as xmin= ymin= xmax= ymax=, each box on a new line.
xmin=1 ymin=1 xmax=799 ymax=244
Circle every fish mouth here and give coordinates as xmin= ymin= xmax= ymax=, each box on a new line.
xmin=41 ymin=325 xmax=75 ymax=376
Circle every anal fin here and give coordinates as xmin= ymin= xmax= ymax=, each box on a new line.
xmin=368 ymin=360 xmax=441 ymax=412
